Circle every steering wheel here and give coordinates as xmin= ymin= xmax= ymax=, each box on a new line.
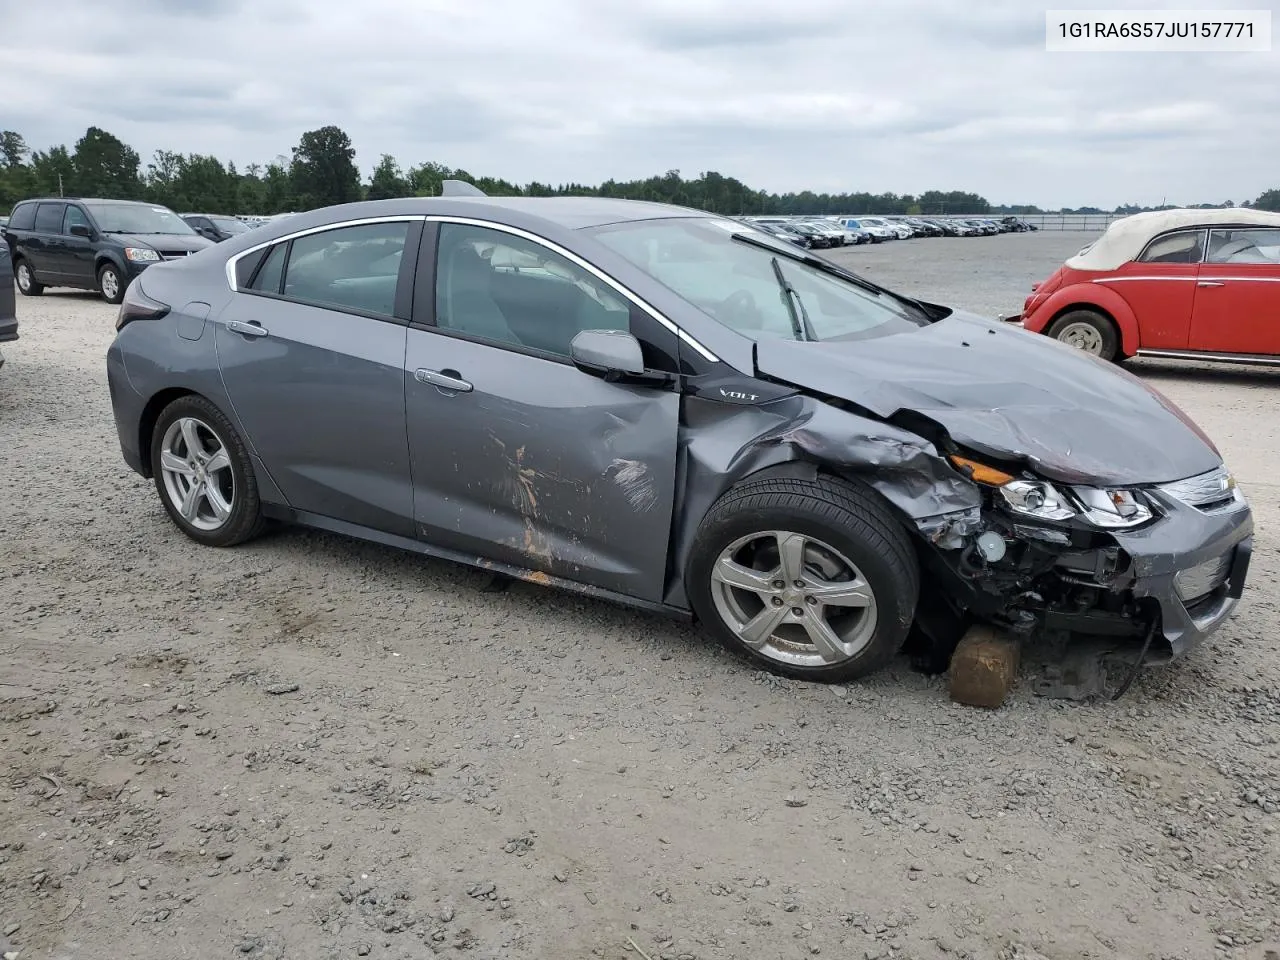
xmin=716 ymin=289 xmax=764 ymax=330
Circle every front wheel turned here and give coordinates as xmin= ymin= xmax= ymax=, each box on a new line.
xmin=686 ymin=475 xmax=919 ymax=683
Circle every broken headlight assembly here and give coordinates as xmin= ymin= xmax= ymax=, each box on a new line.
xmin=949 ymin=457 xmax=1154 ymax=529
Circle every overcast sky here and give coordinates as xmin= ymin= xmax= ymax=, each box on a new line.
xmin=1 ymin=0 xmax=1276 ymax=208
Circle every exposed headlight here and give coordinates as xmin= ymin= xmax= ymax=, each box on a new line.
xmin=999 ymin=479 xmax=1077 ymax=521
xmin=1071 ymin=486 xmax=1153 ymax=528
xmin=125 ymin=247 xmax=161 ymax=262
xmin=950 ymin=456 xmax=1154 ymax=529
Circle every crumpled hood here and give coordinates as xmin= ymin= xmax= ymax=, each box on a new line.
xmin=754 ymin=311 xmax=1221 ymax=486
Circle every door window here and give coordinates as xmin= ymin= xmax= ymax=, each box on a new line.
xmin=434 ymin=223 xmax=633 ymax=359
xmin=1138 ymin=230 xmax=1204 ymax=264
xmin=33 ymin=203 xmax=66 ymax=233
xmin=63 ymin=206 xmax=90 ymax=234
xmin=281 ymin=222 xmax=409 ymax=317
xmin=1206 ymin=228 xmax=1280 ymax=264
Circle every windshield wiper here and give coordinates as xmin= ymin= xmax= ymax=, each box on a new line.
xmin=770 ymin=257 xmax=816 ymax=342
xmin=730 ymin=230 xmax=884 ymax=296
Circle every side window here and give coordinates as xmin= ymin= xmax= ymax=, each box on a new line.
xmin=64 ymin=206 xmax=89 ymax=234
xmin=247 ymin=243 xmax=286 ymax=294
xmin=1138 ymin=230 xmax=1204 ymax=264
xmin=434 ymin=223 xmax=633 ymax=360
xmin=1206 ymin=228 xmax=1280 ymax=264
xmin=281 ymin=222 xmax=408 ymax=317
xmin=9 ymin=203 xmax=37 ymax=231
xmin=33 ymin=203 xmax=66 ymax=233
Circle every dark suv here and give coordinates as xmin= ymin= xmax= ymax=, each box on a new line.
xmin=3 ymin=198 xmax=212 ymax=304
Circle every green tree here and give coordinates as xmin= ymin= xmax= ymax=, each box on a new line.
xmin=29 ymin=146 xmax=76 ymax=197
xmin=72 ymin=127 xmax=142 ymax=198
xmin=1 ymin=131 xmax=29 ymax=168
xmin=289 ymin=125 xmax=360 ymax=209
xmin=366 ymin=154 xmax=411 ymax=201
xmin=1254 ymin=189 xmax=1280 ymax=212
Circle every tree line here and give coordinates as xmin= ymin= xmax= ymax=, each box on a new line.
xmin=1 ymin=126 xmax=1276 ymax=218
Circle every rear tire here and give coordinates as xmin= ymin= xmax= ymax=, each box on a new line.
xmin=98 ymin=264 xmax=125 ymax=305
xmin=1046 ymin=309 xmax=1118 ymax=361
xmin=14 ymin=259 xmax=43 ymax=296
xmin=150 ymin=395 xmax=266 ymax=548
xmin=686 ymin=474 xmax=919 ymax=683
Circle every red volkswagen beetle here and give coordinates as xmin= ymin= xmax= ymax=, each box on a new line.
xmin=1020 ymin=209 xmax=1280 ymax=364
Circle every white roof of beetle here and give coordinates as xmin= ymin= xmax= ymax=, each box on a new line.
xmin=1066 ymin=207 xmax=1280 ymax=271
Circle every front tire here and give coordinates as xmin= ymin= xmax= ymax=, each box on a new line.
xmin=98 ymin=263 xmax=125 ymax=305
xmin=1046 ymin=309 xmax=1118 ymax=362
xmin=15 ymin=259 xmax=43 ymax=296
xmin=686 ymin=475 xmax=919 ymax=683
xmin=150 ymin=395 xmax=265 ymax=547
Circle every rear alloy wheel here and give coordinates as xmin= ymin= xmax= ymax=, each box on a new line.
xmin=15 ymin=260 xmax=43 ymax=296
xmin=687 ymin=475 xmax=919 ymax=683
xmin=1046 ymin=309 xmax=1118 ymax=361
xmin=98 ymin=264 xmax=124 ymax=305
xmin=150 ymin=395 xmax=265 ymax=547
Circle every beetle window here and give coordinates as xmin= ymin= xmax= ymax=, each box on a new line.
xmin=1138 ymin=231 xmax=1204 ymax=264
xmin=1206 ymin=228 xmax=1280 ymax=264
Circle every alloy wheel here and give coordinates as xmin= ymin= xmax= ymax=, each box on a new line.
xmin=16 ymin=263 xmax=32 ymax=293
xmin=709 ymin=530 xmax=879 ymax=668
xmin=100 ymin=269 xmax=120 ymax=301
xmin=159 ymin=417 xmax=235 ymax=531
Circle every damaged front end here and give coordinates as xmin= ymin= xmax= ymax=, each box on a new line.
xmin=911 ymin=455 xmax=1253 ymax=673
xmin=668 ymin=382 xmax=1252 ymax=688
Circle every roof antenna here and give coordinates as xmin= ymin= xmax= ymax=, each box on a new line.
xmin=441 ymin=180 xmax=487 ymax=198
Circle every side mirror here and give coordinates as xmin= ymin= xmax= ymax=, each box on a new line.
xmin=570 ymin=329 xmax=646 ymax=377
xmin=69 ymin=224 xmax=92 ymax=238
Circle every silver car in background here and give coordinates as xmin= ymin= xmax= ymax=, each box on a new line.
xmin=0 ymin=237 xmax=16 ymax=371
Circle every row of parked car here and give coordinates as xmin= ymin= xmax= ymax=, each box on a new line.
xmin=740 ymin=214 xmax=1038 ymax=248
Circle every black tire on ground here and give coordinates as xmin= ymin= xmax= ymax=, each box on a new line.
xmin=1045 ymin=309 xmax=1119 ymax=362
xmin=685 ymin=474 xmax=920 ymax=684
xmin=14 ymin=259 xmax=44 ymax=296
xmin=98 ymin=263 xmax=125 ymax=305
xmin=149 ymin=394 xmax=266 ymax=548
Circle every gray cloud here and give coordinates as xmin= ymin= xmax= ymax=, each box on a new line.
xmin=4 ymin=0 xmax=1278 ymax=208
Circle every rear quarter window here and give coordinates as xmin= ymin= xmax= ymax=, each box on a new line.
xmin=8 ymin=203 xmax=37 ymax=231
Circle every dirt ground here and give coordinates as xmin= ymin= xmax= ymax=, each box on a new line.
xmin=2 ymin=232 xmax=1278 ymax=960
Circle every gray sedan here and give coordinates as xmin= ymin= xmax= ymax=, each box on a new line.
xmin=106 ymin=189 xmax=1252 ymax=684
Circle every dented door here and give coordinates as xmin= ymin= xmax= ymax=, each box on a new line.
xmin=404 ymin=330 xmax=680 ymax=602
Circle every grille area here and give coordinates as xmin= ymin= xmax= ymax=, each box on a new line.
xmin=1158 ymin=466 xmax=1246 ymax=514
xmin=158 ymin=251 xmax=192 ymax=261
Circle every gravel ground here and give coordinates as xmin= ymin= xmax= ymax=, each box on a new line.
xmin=2 ymin=231 xmax=1278 ymax=960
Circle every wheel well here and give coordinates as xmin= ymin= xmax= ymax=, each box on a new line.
xmin=95 ymin=256 xmax=120 ymax=275
xmin=137 ymin=388 xmax=197 ymax=478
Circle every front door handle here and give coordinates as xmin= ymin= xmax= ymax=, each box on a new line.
xmin=1197 ymin=280 xmax=1226 ymax=288
xmin=415 ymin=368 xmax=473 ymax=393
xmin=226 ymin=319 xmax=269 ymax=337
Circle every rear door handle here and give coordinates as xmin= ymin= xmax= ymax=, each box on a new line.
xmin=415 ymin=368 xmax=473 ymax=393
xmin=1197 ymin=280 xmax=1226 ymax=288
xmin=226 ymin=319 xmax=268 ymax=337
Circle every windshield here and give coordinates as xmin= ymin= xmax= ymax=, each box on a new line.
xmin=210 ymin=217 xmax=251 ymax=235
xmin=85 ymin=203 xmax=194 ymax=235
xmin=589 ymin=217 xmax=930 ymax=343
